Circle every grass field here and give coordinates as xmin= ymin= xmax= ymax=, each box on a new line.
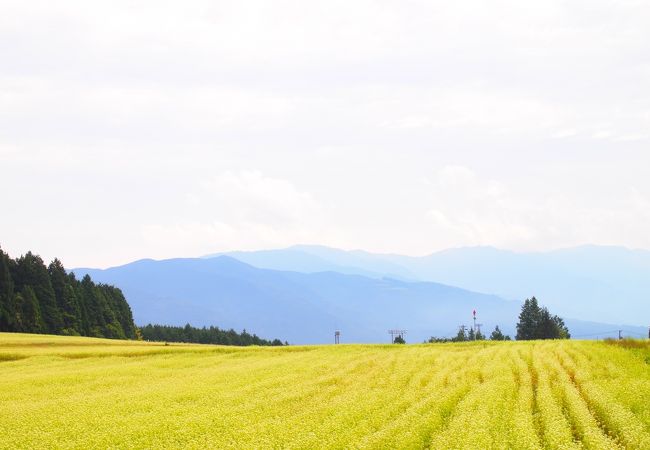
xmin=1 ymin=333 xmax=649 ymax=449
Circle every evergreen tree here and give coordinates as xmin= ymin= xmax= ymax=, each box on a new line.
xmin=490 ymin=325 xmax=509 ymax=341
xmin=0 ymin=248 xmax=16 ymax=330
xmin=453 ymin=327 xmax=467 ymax=342
xmin=139 ymin=323 xmax=285 ymax=346
xmin=71 ymin=273 xmax=90 ymax=335
xmin=61 ymin=284 xmax=82 ymax=335
xmin=102 ymin=285 xmax=136 ymax=339
xmin=14 ymin=252 xmax=62 ymax=333
xmin=537 ymin=307 xmax=555 ymax=339
xmin=516 ymin=297 xmax=540 ymax=340
xmin=79 ymin=275 xmax=107 ymax=337
xmin=15 ymin=286 xmax=44 ymax=333
xmin=0 ymin=247 xmax=138 ymax=339
xmin=393 ymin=335 xmax=406 ymax=344
xmin=468 ymin=327 xmax=476 ymax=340
xmin=553 ymin=315 xmax=570 ymax=339
xmin=516 ymin=297 xmax=570 ymax=340
xmin=48 ymin=259 xmax=82 ymax=334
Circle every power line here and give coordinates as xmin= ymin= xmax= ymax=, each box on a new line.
xmin=571 ymin=330 xmax=621 ymax=338
xmin=624 ymin=330 xmax=648 ymax=337
xmin=572 ymin=329 xmax=648 ymax=339
xmin=388 ymin=329 xmax=407 ymax=343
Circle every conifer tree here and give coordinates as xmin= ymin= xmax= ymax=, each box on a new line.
xmin=516 ymin=296 xmax=570 ymax=340
xmin=15 ymin=286 xmax=44 ymax=333
xmin=0 ymin=248 xmax=138 ymax=339
xmin=454 ymin=327 xmax=467 ymax=342
xmin=14 ymin=252 xmax=62 ymax=333
xmin=0 ymin=248 xmax=16 ymax=330
xmin=49 ymin=259 xmax=82 ymax=334
xmin=490 ymin=325 xmax=510 ymax=341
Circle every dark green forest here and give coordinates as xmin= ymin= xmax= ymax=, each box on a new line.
xmin=0 ymin=247 xmax=137 ymax=339
xmin=0 ymin=247 xmax=286 ymax=346
xmin=140 ymin=324 xmax=286 ymax=346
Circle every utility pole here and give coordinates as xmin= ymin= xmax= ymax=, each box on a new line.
xmin=334 ymin=330 xmax=340 ymax=344
xmin=475 ymin=323 xmax=483 ymax=338
xmin=618 ymin=329 xmax=622 ymax=340
xmin=472 ymin=310 xmax=476 ymax=338
xmin=472 ymin=310 xmax=477 ymax=340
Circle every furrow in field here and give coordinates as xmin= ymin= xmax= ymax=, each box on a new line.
xmin=354 ymin=346 xmax=484 ymax=449
xmin=424 ymin=345 xmax=542 ymax=449
xmin=233 ymin=349 xmax=401 ymax=448
xmin=554 ymin=345 xmax=650 ymax=449
xmin=531 ymin=346 xmax=582 ymax=449
xmin=511 ymin=346 xmax=543 ymax=449
xmin=301 ymin=350 xmax=435 ymax=448
xmin=1 ymin=335 xmax=649 ymax=449
xmin=542 ymin=346 xmax=621 ymax=449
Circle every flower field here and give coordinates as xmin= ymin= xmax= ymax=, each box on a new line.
xmin=1 ymin=333 xmax=648 ymax=449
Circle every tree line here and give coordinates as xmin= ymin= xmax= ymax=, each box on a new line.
xmin=0 ymin=247 xmax=137 ymax=339
xmin=426 ymin=296 xmax=570 ymax=343
xmin=427 ymin=325 xmax=509 ymax=343
xmin=139 ymin=323 xmax=286 ymax=346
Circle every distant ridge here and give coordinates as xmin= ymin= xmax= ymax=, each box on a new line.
xmin=204 ymin=244 xmax=650 ymax=326
xmin=74 ymin=255 xmax=647 ymax=344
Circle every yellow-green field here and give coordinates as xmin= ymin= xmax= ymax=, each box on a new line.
xmin=1 ymin=333 xmax=649 ymax=449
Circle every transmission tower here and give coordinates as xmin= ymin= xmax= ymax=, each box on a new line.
xmin=388 ymin=329 xmax=407 ymax=343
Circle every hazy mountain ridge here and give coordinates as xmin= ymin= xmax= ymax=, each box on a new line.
xmin=209 ymin=245 xmax=650 ymax=326
xmin=202 ymin=247 xmax=417 ymax=281
xmin=74 ymin=254 xmax=647 ymax=344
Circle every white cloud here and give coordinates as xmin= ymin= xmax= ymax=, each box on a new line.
xmin=425 ymin=165 xmax=650 ymax=251
xmin=199 ymin=171 xmax=322 ymax=226
xmin=139 ymin=171 xmax=330 ymax=257
xmin=1 ymin=0 xmax=650 ymax=265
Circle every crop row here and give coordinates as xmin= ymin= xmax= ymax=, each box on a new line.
xmin=0 ymin=334 xmax=648 ymax=449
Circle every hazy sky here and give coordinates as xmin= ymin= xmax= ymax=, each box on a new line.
xmin=1 ymin=0 xmax=649 ymax=268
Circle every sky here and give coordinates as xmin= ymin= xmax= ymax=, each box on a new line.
xmin=1 ymin=0 xmax=649 ymax=268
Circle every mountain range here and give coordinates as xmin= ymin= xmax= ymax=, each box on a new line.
xmin=207 ymin=245 xmax=650 ymax=326
xmin=73 ymin=245 xmax=649 ymax=344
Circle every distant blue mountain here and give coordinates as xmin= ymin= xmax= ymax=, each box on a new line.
xmin=203 ymin=246 xmax=417 ymax=280
xmin=210 ymin=245 xmax=650 ymax=326
xmin=74 ymin=255 xmax=647 ymax=344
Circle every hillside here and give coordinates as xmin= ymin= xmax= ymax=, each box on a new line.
xmin=211 ymin=245 xmax=650 ymax=326
xmin=74 ymin=256 xmax=520 ymax=343
xmin=0 ymin=248 xmax=136 ymax=339
xmin=74 ymin=256 xmax=646 ymax=344
xmin=1 ymin=333 xmax=649 ymax=448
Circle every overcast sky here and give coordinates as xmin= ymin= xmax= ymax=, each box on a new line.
xmin=1 ymin=0 xmax=649 ymax=268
